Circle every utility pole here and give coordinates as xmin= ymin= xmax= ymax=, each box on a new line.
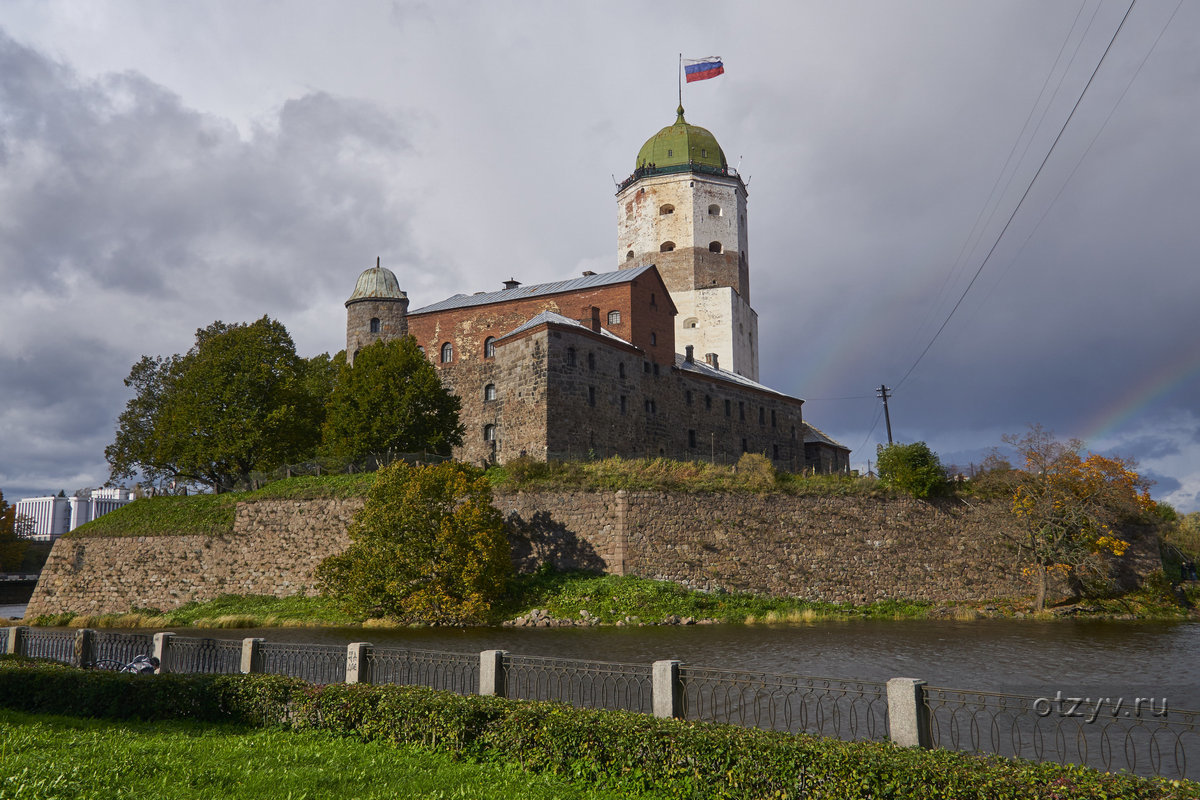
xmin=876 ymin=385 xmax=894 ymax=445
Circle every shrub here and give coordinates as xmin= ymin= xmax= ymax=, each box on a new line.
xmin=876 ymin=442 xmax=948 ymax=499
xmin=316 ymin=461 xmax=511 ymax=624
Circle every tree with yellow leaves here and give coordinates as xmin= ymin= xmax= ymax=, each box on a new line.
xmin=1004 ymin=425 xmax=1157 ymax=611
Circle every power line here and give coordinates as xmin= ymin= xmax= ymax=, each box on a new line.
xmin=893 ymin=0 xmax=1139 ymax=392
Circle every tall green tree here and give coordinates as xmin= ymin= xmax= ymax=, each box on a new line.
xmin=316 ymin=461 xmax=511 ymax=623
xmin=0 ymin=491 xmax=30 ymax=571
xmin=320 ymin=337 xmax=464 ymax=464
xmin=106 ymin=316 xmax=327 ymax=493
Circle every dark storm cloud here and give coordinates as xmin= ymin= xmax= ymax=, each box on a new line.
xmin=0 ymin=27 xmax=418 ymax=499
xmin=0 ymin=29 xmax=414 ymax=310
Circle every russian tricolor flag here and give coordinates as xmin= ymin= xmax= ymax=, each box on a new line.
xmin=684 ymin=57 xmax=724 ymax=83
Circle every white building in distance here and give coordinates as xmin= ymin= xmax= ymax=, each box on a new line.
xmin=15 ymin=488 xmax=134 ymax=542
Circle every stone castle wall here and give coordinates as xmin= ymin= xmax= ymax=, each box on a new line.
xmin=25 ymin=491 xmax=1160 ymax=617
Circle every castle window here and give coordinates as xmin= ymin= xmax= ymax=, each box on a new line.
xmin=667 ymin=149 xmax=673 ymax=157
xmin=742 ymin=438 xmax=749 ymax=453
xmin=773 ymin=444 xmax=779 ymax=460
xmin=688 ymin=429 xmax=697 ymax=448
xmin=626 ymin=250 xmax=634 ymax=261
xmin=621 ymin=395 xmax=627 ymax=415
xmin=705 ymin=394 xmax=712 ymax=410
xmin=701 ymin=148 xmax=707 ymax=158
xmin=587 ymin=352 xmax=596 ymax=370
xmin=759 ymin=407 xmax=765 ymax=425
xmin=739 ymin=401 xmax=745 ymax=421
xmin=650 ymin=332 xmax=657 ymax=346
xmin=484 ymin=424 xmax=496 ymax=442
xmin=724 ymin=399 xmax=731 ymax=417
xmin=484 ymin=337 xmax=496 ymax=358
xmin=660 ymin=242 xmax=675 ymax=252
xmin=685 ymin=390 xmax=693 ymax=406
xmin=484 ymin=383 xmax=497 ymax=402
xmin=708 ymin=204 xmax=721 ymax=216
xmin=619 ymin=362 xmax=626 ymax=378
xmin=608 ymin=310 xmax=621 ymax=325
xmin=650 ymin=293 xmax=657 ymax=307
xmin=567 ymin=347 xmax=576 ymax=366
xmin=653 ymin=363 xmax=659 ymax=376
xmin=791 ymin=425 xmax=797 ymax=441
xmin=708 ymin=241 xmax=723 ymax=254
xmin=369 ymin=318 xmax=381 ymax=333
xmin=588 ymin=386 xmax=596 ymax=407
xmin=771 ymin=410 xmax=776 ymax=428
xmin=659 ymin=204 xmax=674 ymax=215
xmin=683 ymin=317 xmax=699 ymax=329
xmin=440 ymin=342 xmax=453 ymax=363
xmin=643 ymin=361 xmax=650 ymax=374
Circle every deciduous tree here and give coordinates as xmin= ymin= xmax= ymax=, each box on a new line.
xmin=316 ymin=461 xmax=510 ymax=623
xmin=106 ymin=317 xmax=327 ymax=493
xmin=1003 ymin=425 xmax=1156 ymax=611
xmin=0 ymin=491 xmax=30 ymax=571
xmin=320 ymin=337 xmax=463 ymax=465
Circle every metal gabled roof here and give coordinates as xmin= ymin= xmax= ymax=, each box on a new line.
xmin=803 ymin=423 xmax=849 ymax=451
xmin=496 ymin=310 xmax=635 ymax=348
xmin=674 ymin=354 xmax=800 ymax=401
xmin=409 ymin=264 xmax=659 ymax=315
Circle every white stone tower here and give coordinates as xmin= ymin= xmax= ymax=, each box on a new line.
xmin=616 ymin=106 xmax=758 ymax=380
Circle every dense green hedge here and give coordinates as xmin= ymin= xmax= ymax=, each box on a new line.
xmin=0 ymin=658 xmax=1194 ymax=799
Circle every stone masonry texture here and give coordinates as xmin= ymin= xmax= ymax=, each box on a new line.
xmin=25 ymin=492 xmax=1160 ymax=616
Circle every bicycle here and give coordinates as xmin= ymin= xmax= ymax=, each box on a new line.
xmin=85 ymin=654 xmax=160 ymax=674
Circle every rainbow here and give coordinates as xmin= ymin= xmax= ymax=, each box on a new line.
xmin=1081 ymin=347 xmax=1200 ymax=445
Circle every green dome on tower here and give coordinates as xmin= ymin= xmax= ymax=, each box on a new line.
xmin=635 ymin=106 xmax=727 ymax=171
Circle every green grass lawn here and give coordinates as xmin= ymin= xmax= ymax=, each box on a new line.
xmin=0 ymin=708 xmax=666 ymax=800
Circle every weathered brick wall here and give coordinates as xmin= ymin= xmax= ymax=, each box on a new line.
xmin=24 ymin=492 xmax=1161 ymax=617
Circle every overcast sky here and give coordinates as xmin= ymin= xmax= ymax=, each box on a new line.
xmin=1 ymin=0 xmax=1197 ymax=511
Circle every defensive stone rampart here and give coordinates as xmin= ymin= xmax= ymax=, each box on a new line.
xmin=25 ymin=492 xmax=1159 ymax=616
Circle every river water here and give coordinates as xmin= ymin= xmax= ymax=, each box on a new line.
xmin=121 ymin=618 xmax=1200 ymax=709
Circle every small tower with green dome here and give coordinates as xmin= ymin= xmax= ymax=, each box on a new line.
xmin=345 ymin=259 xmax=409 ymax=364
xmin=616 ymin=106 xmax=759 ymax=380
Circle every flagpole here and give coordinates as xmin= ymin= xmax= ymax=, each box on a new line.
xmin=678 ymin=53 xmax=682 ymax=108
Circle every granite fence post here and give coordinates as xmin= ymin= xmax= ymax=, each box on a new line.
xmin=240 ymin=637 xmax=265 ymax=674
xmin=886 ymin=677 xmax=932 ymax=748
xmin=346 ymin=642 xmax=372 ymax=684
xmin=652 ymin=659 xmax=684 ymax=719
xmin=4 ymin=626 xmax=26 ymax=656
xmin=153 ymin=632 xmax=174 ymax=674
xmin=73 ymin=628 xmax=95 ymax=667
xmin=480 ymin=650 xmax=508 ymax=697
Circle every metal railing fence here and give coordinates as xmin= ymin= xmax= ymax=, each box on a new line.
xmin=365 ymin=646 xmax=478 ymax=695
xmin=926 ymin=686 xmax=1199 ymax=780
xmin=680 ymin=666 xmax=889 ymax=742
xmin=503 ymin=654 xmax=652 ymax=713
xmin=4 ymin=626 xmax=1197 ymax=780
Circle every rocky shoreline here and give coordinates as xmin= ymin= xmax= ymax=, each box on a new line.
xmin=502 ymin=608 xmax=717 ymax=628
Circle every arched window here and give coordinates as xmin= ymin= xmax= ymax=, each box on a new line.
xmin=626 ymin=250 xmax=634 ymax=261
xmin=369 ymin=318 xmax=380 ymax=333
xmin=484 ymin=337 xmax=496 ymax=358
xmin=660 ymin=241 xmax=675 ymax=252
xmin=683 ymin=317 xmax=699 ymax=329
xmin=484 ymin=424 xmax=496 ymax=442
xmin=484 ymin=383 xmax=497 ymax=401
xmin=440 ymin=342 xmax=453 ymax=363
xmin=607 ymin=310 xmax=621 ymax=325
xmin=566 ymin=347 xmax=576 ymax=366
xmin=659 ymin=204 xmax=675 ymax=215
xmin=708 ymin=241 xmax=723 ymax=254
xmin=618 ymin=362 xmax=626 ymax=379
xmin=708 ymin=204 xmax=721 ymax=216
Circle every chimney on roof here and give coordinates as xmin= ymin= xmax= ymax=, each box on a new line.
xmin=582 ymin=270 xmax=596 ymax=276
xmin=581 ymin=306 xmax=601 ymax=333
xmin=685 ymin=345 xmax=694 ymax=363
xmin=503 ymin=278 xmax=521 ymax=290
xmin=705 ymin=352 xmax=719 ymax=370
